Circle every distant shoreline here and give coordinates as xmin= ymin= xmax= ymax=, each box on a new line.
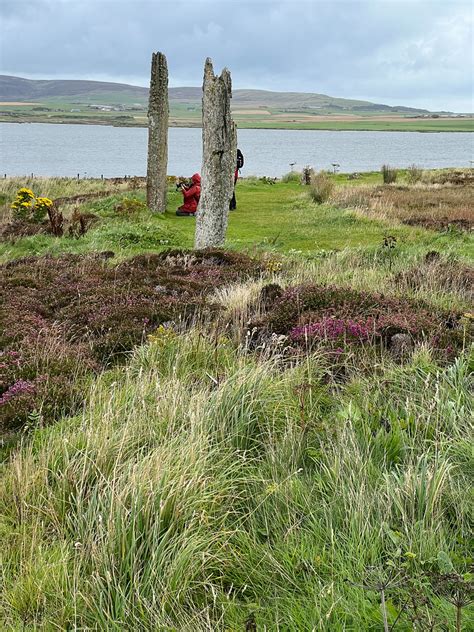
xmin=1 ymin=118 xmax=472 ymax=133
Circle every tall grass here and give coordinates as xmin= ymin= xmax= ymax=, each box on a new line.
xmin=381 ymin=164 xmax=398 ymax=184
xmin=406 ymin=163 xmax=423 ymax=184
xmin=309 ymin=170 xmax=335 ymax=204
xmin=281 ymin=170 xmax=301 ymax=183
xmin=1 ymin=323 xmax=472 ymax=629
xmin=1 ymin=173 xmax=473 ymax=629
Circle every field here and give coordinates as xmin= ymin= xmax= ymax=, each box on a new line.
xmin=1 ymin=100 xmax=473 ymax=132
xmin=0 ymin=169 xmax=473 ymax=630
xmin=2 ymin=77 xmax=473 ymax=132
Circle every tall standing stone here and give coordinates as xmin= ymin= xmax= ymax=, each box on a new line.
xmin=194 ymin=58 xmax=236 ymax=249
xmin=147 ymin=51 xmax=169 ymax=213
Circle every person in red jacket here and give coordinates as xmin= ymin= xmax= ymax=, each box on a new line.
xmin=176 ymin=173 xmax=201 ymax=216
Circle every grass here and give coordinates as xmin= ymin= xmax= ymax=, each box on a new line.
xmin=0 ymin=169 xmax=473 ymax=630
xmin=1 ymin=332 xmax=472 ymax=629
xmin=1 ymin=102 xmax=473 ymax=131
xmin=1 ymin=172 xmax=472 ymax=261
xmin=236 ymin=118 xmax=474 ymax=132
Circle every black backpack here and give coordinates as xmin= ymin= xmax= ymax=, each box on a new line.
xmin=237 ymin=149 xmax=244 ymax=169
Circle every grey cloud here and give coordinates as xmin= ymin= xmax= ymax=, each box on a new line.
xmin=0 ymin=0 xmax=472 ymax=111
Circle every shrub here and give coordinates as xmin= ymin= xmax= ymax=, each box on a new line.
xmin=10 ymin=187 xmax=35 ymax=219
xmin=47 ymin=204 xmax=64 ymax=236
xmin=0 ymin=342 xmax=94 ymax=431
xmin=35 ymin=197 xmax=54 ymax=220
xmin=281 ymin=171 xmax=301 ymax=183
xmin=68 ymin=209 xmax=97 ymax=238
xmin=0 ymin=219 xmax=46 ymax=241
xmin=0 ymin=250 xmax=262 ymax=430
xmin=95 ymin=222 xmax=175 ymax=248
xmin=406 ymin=164 xmax=423 ymax=184
xmin=11 ymin=188 xmax=53 ymax=222
xmin=309 ymin=171 xmax=334 ymax=204
xmin=381 ymin=164 xmax=398 ymax=184
xmin=301 ymin=166 xmax=314 ymax=185
xmin=251 ymin=283 xmax=469 ymax=355
xmin=114 ymin=197 xmax=148 ymax=215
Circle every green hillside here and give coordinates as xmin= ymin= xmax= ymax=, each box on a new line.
xmin=0 ymin=75 xmax=430 ymax=112
xmin=2 ymin=75 xmax=472 ymax=131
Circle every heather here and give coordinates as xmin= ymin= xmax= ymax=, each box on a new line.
xmin=333 ymin=177 xmax=474 ymax=232
xmin=0 ymin=249 xmax=261 ymax=430
xmin=0 ymin=170 xmax=473 ymax=630
xmin=250 ymin=283 xmax=469 ymax=357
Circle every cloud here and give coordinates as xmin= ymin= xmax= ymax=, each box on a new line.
xmin=1 ymin=0 xmax=472 ymax=111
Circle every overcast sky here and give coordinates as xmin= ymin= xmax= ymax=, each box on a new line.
xmin=1 ymin=0 xmax=473 ymax=111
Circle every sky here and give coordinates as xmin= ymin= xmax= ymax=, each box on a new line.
xmin=1 ymin=0 xmax=473 ymax=112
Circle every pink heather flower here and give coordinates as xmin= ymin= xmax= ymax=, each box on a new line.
xmin=0 ymin=379 xmax=36 ymax=406
xmin=290 ymin=317 xmax=373 ymax=343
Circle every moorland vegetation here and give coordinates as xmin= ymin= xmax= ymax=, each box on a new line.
xmin=0 ymin=168 xmax=472 ymax=630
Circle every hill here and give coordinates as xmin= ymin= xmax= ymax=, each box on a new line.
xmin=2 ymin=75 xmax=470 ymax=131
xmin=0 ymin=75 xmax=431 ymax=114
xmin=0 ymin=75 xmax=149 ymax=102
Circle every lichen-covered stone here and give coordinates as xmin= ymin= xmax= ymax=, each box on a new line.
xmin=194 ymin=58 xmax=236 ymax=249
xmin=147 ymin=52 xmax=169 ymax=213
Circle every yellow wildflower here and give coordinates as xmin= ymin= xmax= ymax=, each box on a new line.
xmin=35 ymin=197 xmax=53 ymax=207
xmin=17 ymin=188 xmax=35 ymax=199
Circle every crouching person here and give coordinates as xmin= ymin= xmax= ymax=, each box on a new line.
xmin=176 ymin=173 xmax=201 ymax=216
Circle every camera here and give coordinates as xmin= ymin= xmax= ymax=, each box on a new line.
xmin=176 ymin=179 xmax=190 ymax=191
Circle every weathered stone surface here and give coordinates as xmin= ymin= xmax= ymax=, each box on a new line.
xmin=146 ymin=52 xmax=169 ymax=213
xmin=390 ymin=333 xmax=414 ymax=360
xmin=194 ymin=58 xmax=236 ymax=249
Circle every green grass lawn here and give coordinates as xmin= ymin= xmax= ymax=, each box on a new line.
xmin=1 ymin=178 xmax=472 ymax=261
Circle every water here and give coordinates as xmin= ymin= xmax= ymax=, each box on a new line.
xmin=1 ymin=122 xmax=472 ymax=178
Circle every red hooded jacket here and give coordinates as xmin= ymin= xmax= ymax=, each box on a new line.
xmin=180 ymin=173 xmax=201 ymax=213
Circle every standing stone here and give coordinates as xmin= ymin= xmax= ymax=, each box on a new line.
xmin=194 ymin=58 xmax=236 ymax=249
xmin=147 ymin=52 xmax=169 ymax=213
xmin=389 ymin=333 xmax=414 ymax=361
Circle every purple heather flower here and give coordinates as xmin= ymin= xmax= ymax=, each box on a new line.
xmin=0 ymin=379 xmax=36 ymax=405
xmin=290 ymin=317 xmax=373 ymax=343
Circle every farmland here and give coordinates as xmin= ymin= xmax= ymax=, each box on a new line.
xmin=1 ymin=76 xmax=472 ymax=132
xmin=1 ymin=100 xmax=472 ymax=131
